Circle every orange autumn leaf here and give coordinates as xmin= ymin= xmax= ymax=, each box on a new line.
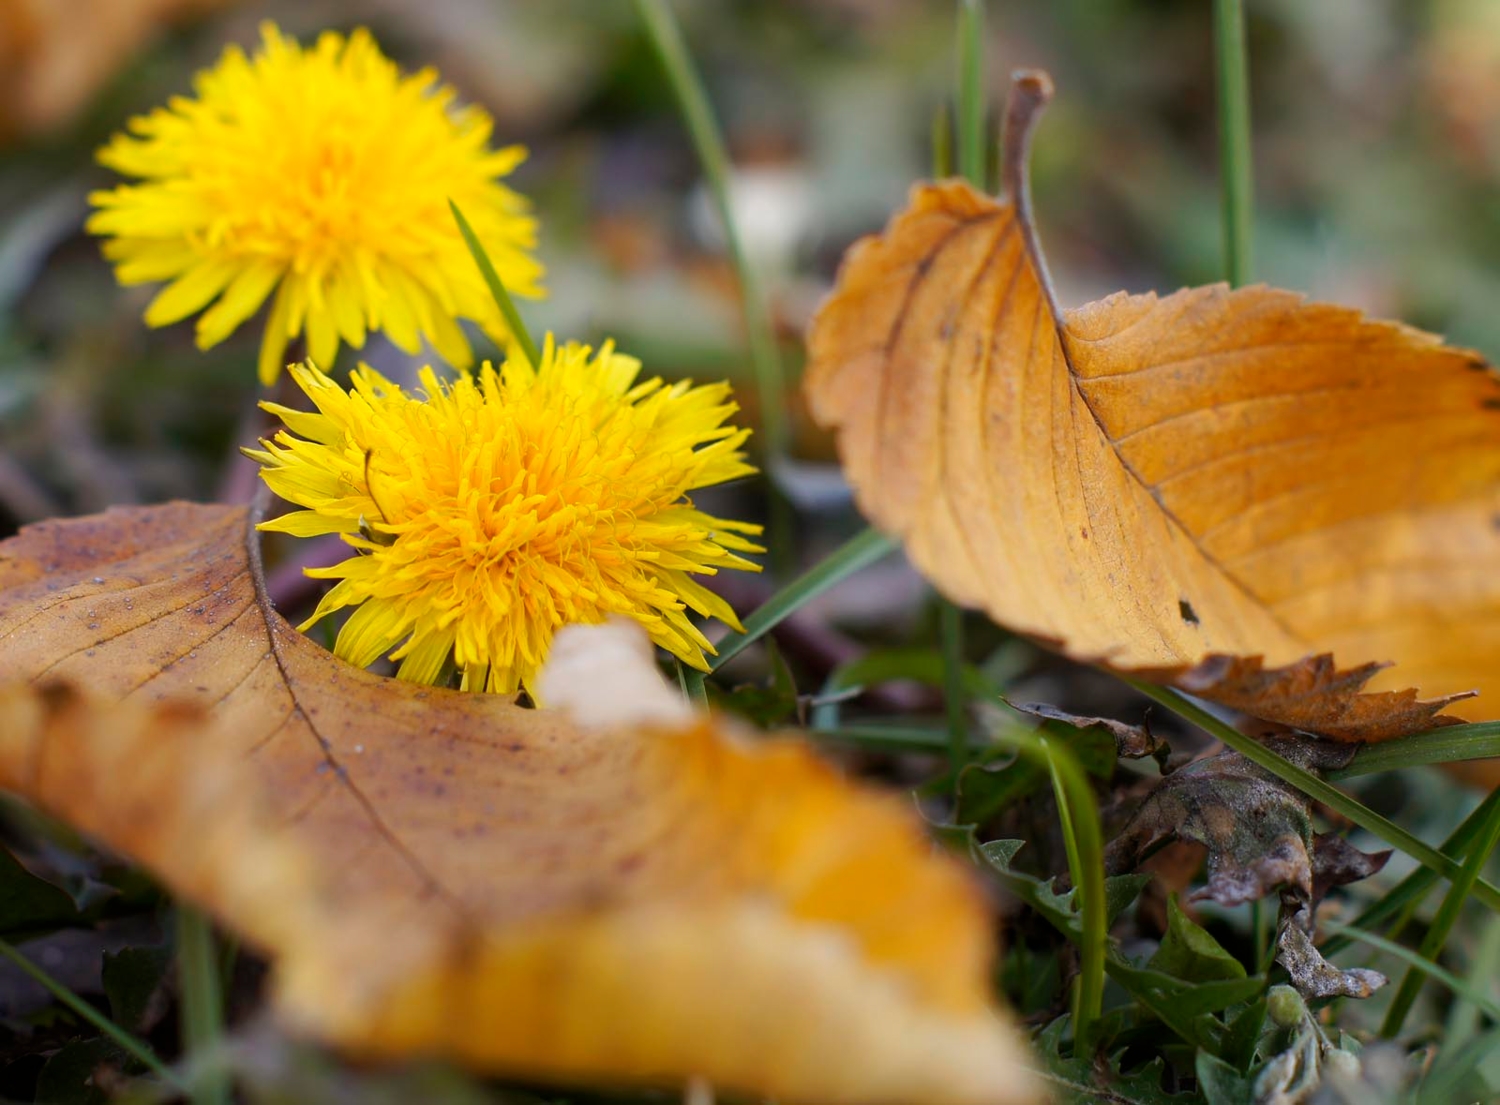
xmin=805 ymin=74 xmax=1500 ymax=750
xmin=0 ymin=502 xmax=1037 ymax=1105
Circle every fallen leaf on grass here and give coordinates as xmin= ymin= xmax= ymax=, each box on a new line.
xmin=804 ymin=72 xmax=1500 ymax=751
xmin=0 ymin=503 xmax=1038 ymax=1105
xmin=1102 ymin=738 xmax=1388 ymax=910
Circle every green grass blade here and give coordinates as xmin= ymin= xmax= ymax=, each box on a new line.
xmin=449 ymin=201 xmax=542 ymax=368
xmin=0 ymin=935 xmax=181 ymax=1089
xmin=809 ymin=726 xmax=962 ymax=753
xmin=1417 ymin=1023 xmax=1500 ymax=1105
xmin=1380 ymin=791 xmax=1500 ymax=1036
xmin=1127 ymin=681 xmax=1500 ymax=913
xmin=1444 ymin=912 xmax=1500 ymax=1052
xmin=1213 ymin=0 xmax=1254 ymax=287
xmin=632 ymin=0 xmax=790 ymax=473
xmin=956 ymin=0 xmax=986 ymax=188
xmin=1323 ymin=921 xmax=1500 ymax=1022
xmin=177 ymin=905 xmax=229 ymax=1105
xmin=991 ymin=729 xmax=1107 ymax=1047
xmin=710 ymin=527 xmax=897 ymax=671
xmin=1332 ymin=722 xmax=1500 ymax=778
xmin=940 ymin=601 xmax=969 ymax=769
xmin=931 ymin=104 xmax=954 ymax=179
xmin=1321 ymin=789 xmax=1500 ymax=958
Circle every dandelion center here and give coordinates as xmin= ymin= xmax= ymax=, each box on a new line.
xmin=250 ymin=339 xmax=763 ymax=696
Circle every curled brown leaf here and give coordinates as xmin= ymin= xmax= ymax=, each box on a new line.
xmin=804 ymin=78 xmax=1500 ymax=761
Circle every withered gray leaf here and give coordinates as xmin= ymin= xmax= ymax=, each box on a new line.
xmin=1311 ymin=833 xmax=1391 ymax=904
xmin=1008 ymin=700 xmax=1172 ymax=770
xmin=1277 ymin=910 xmax=1386 ymax=1000
xmin=1104 ymin=736 xmax=1374 ymax=910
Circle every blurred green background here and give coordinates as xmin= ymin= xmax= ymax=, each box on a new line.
xmin=1 ymin=0 xmax=1498 ymax=524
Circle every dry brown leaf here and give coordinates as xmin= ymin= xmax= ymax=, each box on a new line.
xmin=805 ymin=74 xmax=1500 ymax=754
xmin=0 ymin=503 xmax=1037 ymax=1105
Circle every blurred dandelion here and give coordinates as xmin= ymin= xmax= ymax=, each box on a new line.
xmin=248 ymin=339 xmax=763 ymax=697
xmin=87 ymin=22 xmax=544 ymax=385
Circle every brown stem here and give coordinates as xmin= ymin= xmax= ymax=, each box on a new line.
xmin=1001 ymin=70 xmax=1062 ymax=321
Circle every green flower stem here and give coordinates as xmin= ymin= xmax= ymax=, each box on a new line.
xmin=710 ymin=527 xmax=897 ymax=672
xmin=0 ymin=936 xmax=180 ymax=1088
xmin=633 ymin=0 xmax=792 ymax=563
xmin=1127 ymin=680 xmax=1500 ymax=913
xmin=449 ymin=201 xmax=542 ymax=368
xmin=177 ymin=905 xmax=229 ymax=1105
xmin=1380 ymin=793 xmax=1500 ymax=1037
xmin=681 ymin=665 xmax=709 ymax=709
xmin=1213 ymin=0 xmax=1254 ymax=287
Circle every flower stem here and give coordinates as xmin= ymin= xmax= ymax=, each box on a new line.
xmin=177 ymin=905 xmax=229 ymax=1105
xmin=633 ymin=0 xmax=792 ymax=564
xmin=710 ymin=527 xmax=897 ymax=672
xmin=1213 ymin=0 xmax=1254 ymax=288
xmin=449 ymin=200 xmax=543 ymax=368
xmin=680 ymin=664 xmax=709 ymax=709
xmin=0 ymin=936 xmax=180 ymax=1088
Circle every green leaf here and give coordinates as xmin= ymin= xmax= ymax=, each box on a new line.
xmin=0 ymin=846 xmax=82 ymax=938
xmin=102 ymin=945 xmax=171 ymax=1035
xmin=710 ymin=527 xmax=897 ymax=671
xmin=1194 ymin=1051 xmax=1255 ymax=1105
xmin=713 ymin=638 xmax=799 ymax=727
xmin=1219 ymin=999 xmax=1266 ymax=1072
xmin=1149 ymin=896 xmax=1247 ymax=983
xmin=1034 ymin=1019 xmax=1195 ymax=1104
xmin=36 ymin=1038 xmax=129 ymax=1105
xmin=955 ymin=723 xmax=1114 ymax=827
xmin=979 ymin=840 xmax=1149 ymax=936
xmin=955 ymin=758 xmax=1046 ymax=825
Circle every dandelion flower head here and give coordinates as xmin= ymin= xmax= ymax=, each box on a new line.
xmin=249 ymin=339 xmax=763 ymax=696
xmin=87 ymin=22 xmax=543 ymax=385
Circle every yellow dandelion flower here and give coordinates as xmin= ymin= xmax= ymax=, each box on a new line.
xmin=247 ymin=338 xmax=764 ymax=696
xmin=87 ymin=22 xmax=544 ymax=386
